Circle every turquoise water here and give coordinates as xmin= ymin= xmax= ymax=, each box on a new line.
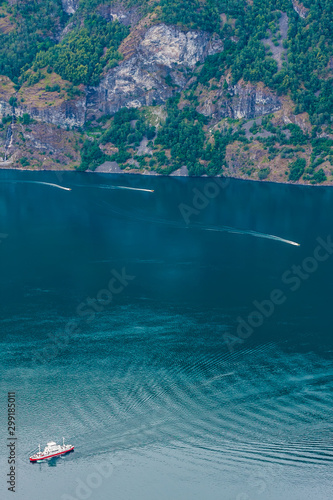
xmin=0 ymin=170 xmax=332 ymax=499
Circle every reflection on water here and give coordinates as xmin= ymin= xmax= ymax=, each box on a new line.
xmin=0 ymin=170 xmax=332 ymax=499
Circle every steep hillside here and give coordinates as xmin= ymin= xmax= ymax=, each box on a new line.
xmin=0 ymin=0 xmax=332 ymax=184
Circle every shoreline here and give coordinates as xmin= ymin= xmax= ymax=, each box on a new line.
xmin=0 ymin=165 xmax=333 ymax=187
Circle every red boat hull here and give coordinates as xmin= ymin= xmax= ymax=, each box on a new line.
xmin=29 ymin=446 xmax=74 ymax=462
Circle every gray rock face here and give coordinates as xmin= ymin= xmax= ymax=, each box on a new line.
xmin=0 ymin=97 xmax=86 ymax=129
xmin=291 ymin=0 xmax=309 ymax=18
xmin=97 ymin=3 xmax=141 ymax=26
xmin=0 ymin=100 xmax=12 ymax=118
xmin=20 ymin=98 xmax=86 ymax=128
xmin=61 ymin=0 xmax=79 ymax=15
xmin=86 ymin=55 xmax=171 ymax=117
xmin=229 ymin=83 xmax=282 ymax=119
xmin=86 ymin=24 xmax=223 ymax=118
xmin=0 ymin=24 xmax=280 ymax=129
xmin=197 ymin=82 xmax=282 ymax=120
xmin=138 ymin=24 xmax=222 ymax=67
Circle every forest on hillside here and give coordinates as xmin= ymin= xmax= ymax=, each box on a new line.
xmin=0 ymin=0 xmax=332 ymax=182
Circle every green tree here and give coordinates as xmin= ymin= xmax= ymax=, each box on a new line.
xmin=288 ymin=158 xmax=306 ymax=182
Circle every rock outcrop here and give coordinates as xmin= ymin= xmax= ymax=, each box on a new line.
xmin=97 ymin=2 xmax=142 ymax=27
xmin=197 ymin=81 xmax=282 ymax=120
xmin=0 ymin=23 xmax=279 ymax=128
xmin=0 ymin=96 xmax=86 ymax=129
xmin=61 ymin=0 xmax=79 ymax=15
xmin=138 ymin=24 xmax=223 ymax=67
xmin=86 ymin=24 xmax=223 ymax=118
xmin=0 ymin=100 xmax=12 ymax=117
xmin=228 ymin=82 xmax=282 ymax=119
xmin=17 ymin=97 xmax=86 ymax=128
xmin=291 ymin=0 xmax=309 ymax=19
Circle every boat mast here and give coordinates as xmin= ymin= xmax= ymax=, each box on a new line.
xmin=63 ymin=437 xmax=65 ymax=446
xmin=38 ymin=444 xmax=41 ymax=453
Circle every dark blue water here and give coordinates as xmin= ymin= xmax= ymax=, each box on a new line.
xmin=0 ymin=170 xmax=332 ymax=500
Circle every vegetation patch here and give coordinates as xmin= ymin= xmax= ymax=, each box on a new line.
xmin=258 ymin=166 xmax=271 ymax=180
xmin=0 ymin=75 xmax=15 ymax=99
xmin=288 ymin=157 xmax=306 ymax=182
xmin=34 ymin=14 xmax=129 ymax=86
xmin=0 ymin=0 xmax=66 ymax=82
xmin=0 ymin=2 xmax=16 ymax=34
xmin=17 ymin=71 xmax=78 ymax=108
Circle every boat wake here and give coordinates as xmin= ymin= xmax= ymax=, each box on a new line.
xmin=61 ymin=319 xmax=333 ymax=471
xmin=203 ymin=226 xmax=300 ymax=246
xmin=31 ymin=181 xmax=71 ymax=191
xmin=98 ymin=201 xmax=301 ymax=247
xmin=0 ymin=180 xmax=299 ymax=245
xmin=76 ymin=184 xmax=154 ymax=193
xmin=0 ymin=180 xmax=71 ymax=191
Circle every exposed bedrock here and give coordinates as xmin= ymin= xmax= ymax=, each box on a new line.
xmin=61 ymin=0 xmax=79 ymax=15
xmin=19 ymin=98 xmax=86 ymax=128
xmin=86 ymin=23 xmax=223 ymax=118
xmin=197 ymin=82 xmax=282 ymax=120
xmin=0 ymin=24 xmax=281 ymax=128
xmin=0 ymin=97 xmax=86 ymax=129
xmin=291 ymin=0 xmax=309 ymax=19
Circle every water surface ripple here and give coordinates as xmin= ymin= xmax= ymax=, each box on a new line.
xmin=0 ymin=171 xmax=332 ymax=500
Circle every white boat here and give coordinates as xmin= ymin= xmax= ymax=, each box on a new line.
xmin=29 ymin=437 xmax=74 ymax=462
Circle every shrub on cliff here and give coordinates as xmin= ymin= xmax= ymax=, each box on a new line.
xmin=78 ymin=140 xmax=107 ymax=171
xmin=258 ymin=167 xmax=271 ymax=180
xmin=21 ymin=113 xmax=31 ymax=125
xmin=312 ymin=168 xmax=327 ymax=184
xmin=288 ymin=158 xmax=306 ymax=182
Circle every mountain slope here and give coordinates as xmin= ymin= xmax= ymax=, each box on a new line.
xmin=0 ymin=0 xmax=332 ymax=184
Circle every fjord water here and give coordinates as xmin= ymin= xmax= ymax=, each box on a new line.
xmin=0 ymin=170 xmax=332 ymax=500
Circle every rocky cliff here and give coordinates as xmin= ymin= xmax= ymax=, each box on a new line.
xmin=0 ymin=22 xmax=283 ymax=128
xmin=14 ymin=96 xmax=86 ymax=129
xmin=61 ymin=0 xmax=79 ymax=15
xmin=291 ymin=0 xmax=309 ymax=19
xmin=197 ymin=81 xmax=281 ymax=121
xmin=0 ymin=100 xmax=12 ymax=118
xmin=0 ymin=86 xmax=86 ymax=129
xmin=86 ymin=24 xmax=224 ymax=119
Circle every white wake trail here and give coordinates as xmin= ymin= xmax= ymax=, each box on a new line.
xmin=1 ymin=180 xmax=71 ymax=191
xmin=96 ymin=201 xmax=301 ymax=247
xmin=76 ymin=184 xmax=154 ymax=193
xmin=204 ymin=227 xmax=300 ymax=246
xmin=31 ymin=181 xmax=71 ymax=191
xmin=98 ymin=185 xmax=154 ymax=193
